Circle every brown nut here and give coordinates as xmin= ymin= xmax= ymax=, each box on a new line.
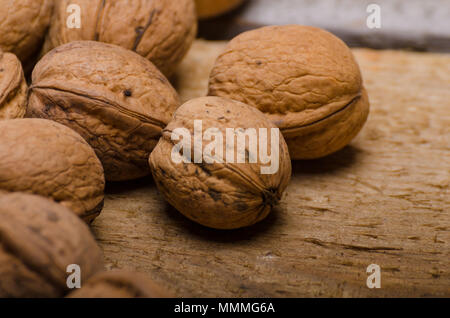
xmin=0 ymin=118 xmax=105 ymax=222
xmin=43 ymin=0 xmax=197 ymax=78
xmin=0 ymin=50 xmax=27 ymax=119
xmin=208 ymin=25 xmax=370 ymax=159
xmin=0 ymin=0 xmax=53 ymax=65
xmin=149 ymin=96 xmax=292 ymax=230
xmin=67 ymin=271 xmax=171 ymax=298
xmin=27 ymin=41 xmax=180 ymax=181
xmin=195 ymin=0 xmax=244 ymax=19
xmin=0 ymin=193 xmax=104 ymax=298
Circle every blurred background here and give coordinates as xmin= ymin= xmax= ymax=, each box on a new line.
xmin=197 ymin=0 xmax=450 ymax=52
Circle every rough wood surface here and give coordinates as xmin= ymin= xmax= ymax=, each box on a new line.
xmin=92 ymin=40 xmax=450 ymax=297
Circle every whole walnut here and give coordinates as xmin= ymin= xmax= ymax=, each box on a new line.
xmin=150 ymin=96 xmax=292 ymax=230
xmin=68 ymin=271 xmax=171 ymax=298
xmin=208 ymin=25 xmax=370 ymax=159
xmin=0 ymin=0 xmax=53 ymax=66
xmin=27 ymin=41 xmax=180 ymax=181
xmin=0 ymin=118 xmax=105 ymax=222
xmin=43 ymin=0 xmax=197 ymax=77
xmin=0 ymin=50 xmax=27 ymax=119
xmin=195 ymin=0 xmax=244 ymax=19
xmin=0 ymin=193 xmax=104 ymax=298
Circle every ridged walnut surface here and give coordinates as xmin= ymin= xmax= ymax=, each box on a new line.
xmin=0 ymin=193 xmax=104 ymax=298
xmin=150 ymin=96 xmax=292 ymax=230
xmin=92 ymin=41 xmax=449 ymax=297
xmin=43 ymin=0 xmax=197 ymax=77
xmin=27 ymin=41 xmax=180 ymax=181
xmin=195 ymin=0 xmax=244 ymax=19
xmin=68 ymin=271 xmax=170 ymax=298
xmin=208 ymin=25 xmax=370 ymax=160
xmin=0 ymin=119 xmax=105 ymax=222
xmin=0 ymin=50 xmax=27 ymax=119
xmin=0 ymin=0 xmax=53 ymax=65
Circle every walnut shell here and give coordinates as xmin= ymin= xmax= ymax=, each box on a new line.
xmin=208 ymin=25 xmax=370 ymax=159
xmin=67 ymin=271 xmax=171 ymax=298
xmin=43 ymin=0 xmax=197 ymax=77
xmin=0 ymin=118 xmax=105 ymax=222
xmin=27 ymin=41 xmax=180 ymax=181
xmin=195 ymin=0 xmax=244 ymax=19
xmin=149 ymin=96 xmax=292 ymax=230
xmin=0 ymin=0 xmax=53 ymax=65
xmin=0 ymin=50 xmax=27 ymax=119
xmin=0 ymin=193 xmax=104 ymax=298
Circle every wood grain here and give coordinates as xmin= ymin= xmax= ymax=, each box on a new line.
xmin=92 ymin=40 xmax=450 ymax=297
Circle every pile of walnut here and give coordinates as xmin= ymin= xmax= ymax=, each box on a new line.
xmin=0 ymin=0 xmax=369 ymax=297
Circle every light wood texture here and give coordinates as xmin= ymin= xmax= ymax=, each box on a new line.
xmin=92 ymin=40 xmax=450 ymax=297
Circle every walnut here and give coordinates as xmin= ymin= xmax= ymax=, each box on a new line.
xmin=0 ymin=50 xmax=27 ymax=119
xmin=0 ymin=118 xmax=105 ymax=222
xmin=67 ymin=271 xmax=171 ymax=298
xmin=27 ymin=41 xmax=180 ymax=181
xmin=208 ymin=25 xmax=370 ymax=159
xmin=195 ymin=0 xmax=244 ymax=19
xmin=149 ymin=96 xmax=292 ymax=230
xmin=0 ymin=0 xmax=53 ymax=67
xmin=0 ymin=193 xmax=104 ymax=298
xmin=43 ymin=0 xmax=197 ymax=77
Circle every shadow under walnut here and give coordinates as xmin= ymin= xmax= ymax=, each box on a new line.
xmin=92 ymin=40 xmax=450 ymax=298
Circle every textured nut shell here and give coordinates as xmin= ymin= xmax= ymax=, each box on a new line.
xmin=0 ymin=0 xmax=53 ymax=64
xmin=43 ymin=0 xmax=197 ymax=77
xmin=150 ymin=96 xmax=292 ymax=230
xmin=195 ymin=0 xmax=244 ymax=19
xmin=284 ymin=88 xmax=370 ymax=159
xmin=68 ymin=271 xmax=171 ymax=298
xmin=0 ymin=119 xmax=105 ymax=222
xmin=0 ymin=193 xmax=104 ymax=298
xmin=27 ymin=41 xmax=180 ymax=181
xmin=208 ymin=25 xmax=370 ymax=159
xmin=0 ymin=51 xmax=27 ymax=119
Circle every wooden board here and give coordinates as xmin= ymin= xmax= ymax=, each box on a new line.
xmin=92 ymin=40 xmax=450 ymax=297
